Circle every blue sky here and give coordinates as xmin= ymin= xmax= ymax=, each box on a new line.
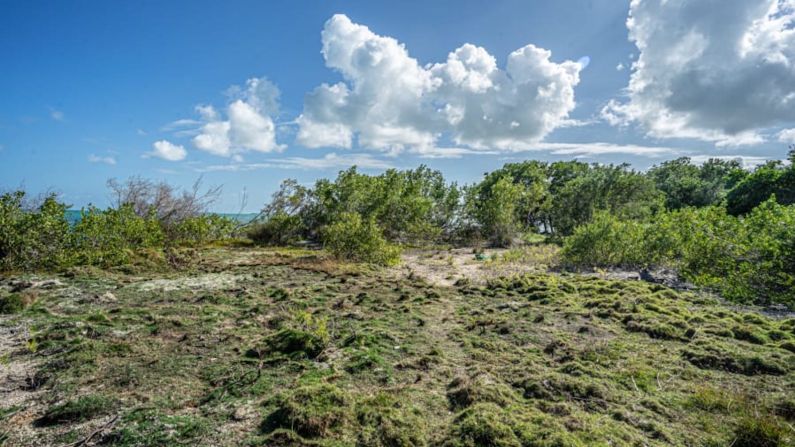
xmin=1 ymin=0 xmax=793 ymax=211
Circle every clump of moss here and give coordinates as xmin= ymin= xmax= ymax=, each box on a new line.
xmin=732 ymin=416 xmax=790 ymax=447
xmin=682 ymin=345 xmax=787 ymax=376
xmin=447 ymin=373 xmax=516 ymax=410
xmin=0 ymin=293 xmax=31 ymax=314
xmin=35 ymin=395 xmax=114 ymax=426
xmin=345 ymin=348 xmax=388 ymax=374
xmin=779 ymin=341 xmax=795 ymax=353
xmin=263 ymin=384 xmax=352 ymax=438
xmin=517 ymin=375 xmax=609 ymax=411
xmin=267 ymin=328 xmax=327 ymax=359
xmin=447 ymin=403 xmax=521 ymax=447
xmin=687 ymin=386 xmax=735 ymax=412
xmin=624 ymin=319 xmax=684 ymax=341
xmin=773 ymin=397 xmax=795 ymax=422
xmin=732 ymin=326 xmax=768 ymax=345
xmin=356 ymin=393 xmax=427 ymax=447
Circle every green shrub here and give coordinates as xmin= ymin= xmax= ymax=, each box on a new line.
xmin=168 ymin=214 xmax=236 ymax=246
xmin=561 ymin=200 xmax=795 ymax=308
xmin=561 ymin=212 xmax=649 ymax=268
xmin=0 ymin=191 xmax=70 ymax=270
xmin=70 ymin=204 xmax=164 ymax=267
xmin=322 ymin=212 xmax=401 ymax=266
xmin=247 ymin=212 xmax=305 ymax=246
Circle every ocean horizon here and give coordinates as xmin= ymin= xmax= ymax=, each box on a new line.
xmin=64 ymin=209 xmax=259 ymax=225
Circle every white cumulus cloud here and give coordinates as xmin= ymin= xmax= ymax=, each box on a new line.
xmin=149 ymin=140 xmax=187 ymax=161
xmin=778 ymin=128 xmax=795 ymax=143
xmin=603 ymin=0 xmax=795 ymax=146
xmin=297 ymin=14 xmax=585 ymax=154
xmin=191 ymin=77 xmax=284 ymax=158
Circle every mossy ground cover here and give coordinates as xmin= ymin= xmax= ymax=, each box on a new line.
xmin=0 ymin=247 xmax=793 ymax=446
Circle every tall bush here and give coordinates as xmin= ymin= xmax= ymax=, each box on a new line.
xmin=321 ymin=212 xmax=401 ymax=266
xmin=0 ymin=192 xmax=70 ymax=270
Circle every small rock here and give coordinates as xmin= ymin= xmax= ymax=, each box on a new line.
xmin=96 ymin=291 xmax=117 ymax=303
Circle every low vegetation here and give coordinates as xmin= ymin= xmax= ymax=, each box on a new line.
xmin=0 ymin=178 xmax=236 ymax=271
xmin=0 ymin=247 xmax=792 ymax=445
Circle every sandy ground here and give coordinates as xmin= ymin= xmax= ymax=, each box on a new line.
xmin=399 ymin=247 xmax=554 ymax=287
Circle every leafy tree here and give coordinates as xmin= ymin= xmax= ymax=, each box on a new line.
xmin=549 ymin=164 xmax=662 ymax=236
xmin=648 ymin=157 xmax=744 ymax=210
xmin=466 ymin=175 xmax=527 ymax=247
xmin=726 ymin=161 xmax=788 ymax=215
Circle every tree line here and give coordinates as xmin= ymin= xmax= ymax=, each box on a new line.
xmin=250 ymin=149 xmax=795 ymax=306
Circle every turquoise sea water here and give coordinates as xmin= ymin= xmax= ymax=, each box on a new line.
xmin=64 ymin=210 xmax=258 ymax=225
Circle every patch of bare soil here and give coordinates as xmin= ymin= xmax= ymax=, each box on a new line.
xmin=0 ymin=320 xmax=44 ymax=444
xmin=399 ymin=247 xmax=554 ymax=287
xmin=136 ymin=272 xmax=252 ymax=292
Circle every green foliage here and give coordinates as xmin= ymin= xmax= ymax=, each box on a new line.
xmin=253 ymin=166 xmax=460 ymax=250
xmin=549 ymin=163 xmax=663 ymax=236
xmin=466 ymin=175 xmax=528 ymax=247
xmin=167 ymin=214 xmax=236 ymax=246
xmin=727 ymin=160 xmax=795 ymax=215
xmin=247 ymin=211 xmax=305 ymax=246
xmin=648 ymin=157 xmax=745 ymax=210
xmin=0 ymin=184 xmax=234 ymax=272
xmin=560 ymin=212 xmax=650 ymax=268
xmin=322 ymin=212 xmax=401 ymax=265
xmin=562 ymin=200 xmax=795 ymax=307
xmin=0 ymin=191 xmax=70 ymax=270
xmin=70 ymin=204 xmax=165 ymax=266
xmin=465 ymin=161 xmax=663 ymax=239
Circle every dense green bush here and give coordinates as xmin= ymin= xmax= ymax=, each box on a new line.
xmin=168 ymin=214 xmax=236 ymax=247
xmin=322 ymin=212 xmax=401 ymax=266
xmin=559 ymin=211 xmax=649 ymax=268
xmin=0 ymin=192 xmax=70 ymax=270
xmin=648 ymin=157 xmax=746 ymax=210
xmin=71 ymin=204 xmax=165 ymax=266
xmin=562 ymin=199 xmax=795 ymax=307
xmin=247 ymin=212 xmax=305 ymax=246
xmin=0 ymin=183 xmax=235 ymax=271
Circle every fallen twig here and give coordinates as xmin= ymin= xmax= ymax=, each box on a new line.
xmin=61 ymin=414 xmax=118 ymax=447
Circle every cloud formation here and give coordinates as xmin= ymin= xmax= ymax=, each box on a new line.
xmin=778 ymin=128 xmax=795 ymax=143
xmin=192 ymin=77 xmax=284 ymax=158
xmin=88 ymin=154 xmax=116 ymax=165
xmin=603 ymin=0 xmax=795 ymax=146
xmin=199 ymin=152 xmax=394 ymax=172
xmin=149 ymin=140 xmax=187 ymax=161
xmin=297 ymin=14 xmax=585 ymax=153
